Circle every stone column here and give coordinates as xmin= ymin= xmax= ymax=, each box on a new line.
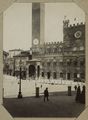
xmin=36 ymin=62 xmax=40 ymax=80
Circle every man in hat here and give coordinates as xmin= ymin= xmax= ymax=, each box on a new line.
xmin=44 ymin=88 xmax=49 ymax=102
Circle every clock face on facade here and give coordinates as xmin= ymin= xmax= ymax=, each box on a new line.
xmin=74 ymin=31 xmax=82 ymax=38
xmin=33 ymin=38 xmax=39 ymax=45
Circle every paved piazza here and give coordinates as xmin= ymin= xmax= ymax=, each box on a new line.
xmin=3 ymin=75 xmax=85 ymax=117
xmin=3 ymin=75 xmax=84 ymax=98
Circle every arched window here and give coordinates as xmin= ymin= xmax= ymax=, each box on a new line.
xmin=60 ymin=72 xmax=63 ymax=78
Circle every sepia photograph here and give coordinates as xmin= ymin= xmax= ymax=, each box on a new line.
xmin=2 ymin=1 xmax=85 ymax=118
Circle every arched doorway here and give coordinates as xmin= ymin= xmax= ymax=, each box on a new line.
xmin=29 ymin=65 xmax=36 ymax=77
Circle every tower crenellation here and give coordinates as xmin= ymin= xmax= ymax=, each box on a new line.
xmin=44 ymin=41 xmax=64 ymax=46
xmin=63 ymin=18 xmax=85 ymax=53
xmin=63 ymin=18 xmax=85 ymax=29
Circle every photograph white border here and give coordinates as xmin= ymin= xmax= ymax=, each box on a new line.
xmin=0 ymin=0 xmax=88 ymax=120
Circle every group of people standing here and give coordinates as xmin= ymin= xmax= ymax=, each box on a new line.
xmin=75 ymin=85 xmax=85 ymax=104
xmin=41 ymin=84 xmax=85 ymax=104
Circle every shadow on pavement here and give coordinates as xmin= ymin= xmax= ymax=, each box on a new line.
xmin=3 ymin=91 xmax=85 ymax=118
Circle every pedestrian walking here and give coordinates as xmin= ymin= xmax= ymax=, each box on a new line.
xmin=44 ymin=88 xmax=49 ymax=102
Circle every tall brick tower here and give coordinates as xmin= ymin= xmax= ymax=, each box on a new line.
xmin=32 ymin=3 xmax=45 ymax=47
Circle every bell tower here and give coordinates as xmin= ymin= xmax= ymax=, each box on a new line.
xmin=32 ymin=3 xmax=45 ymax=47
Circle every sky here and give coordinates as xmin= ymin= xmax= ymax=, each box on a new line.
xmin=3 ymin=3 xmax=85 ymax=51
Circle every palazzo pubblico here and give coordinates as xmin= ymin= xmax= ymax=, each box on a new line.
xmin=31 ymin=19 xmax=85 ymax=81
xmin=3 ymin=3 xmax=85 ymax=81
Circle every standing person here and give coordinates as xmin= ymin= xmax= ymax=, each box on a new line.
xmin=75 ymin=85 xmax=81 ymax=102
xmin=44 ymin=88 xmax=49 ymax=102
xmin=80 ymin=85 xmax=85 ymax=104
xmin=74 ymin=85 xmax=77 ymax=91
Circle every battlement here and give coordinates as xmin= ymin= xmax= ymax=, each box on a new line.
xmin=44 ymin=41 xmax=63 ymax=46
xmin=63 ymin=19 xmax=85 ymax=28
xmin=69 ymin=22 xmax=85 ymax=28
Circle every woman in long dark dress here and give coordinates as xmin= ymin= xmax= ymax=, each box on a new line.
xmin=75 ymin=86 xmax=81 ymax=102
xmin=80 ymin=85 xmax=85 ymax=104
